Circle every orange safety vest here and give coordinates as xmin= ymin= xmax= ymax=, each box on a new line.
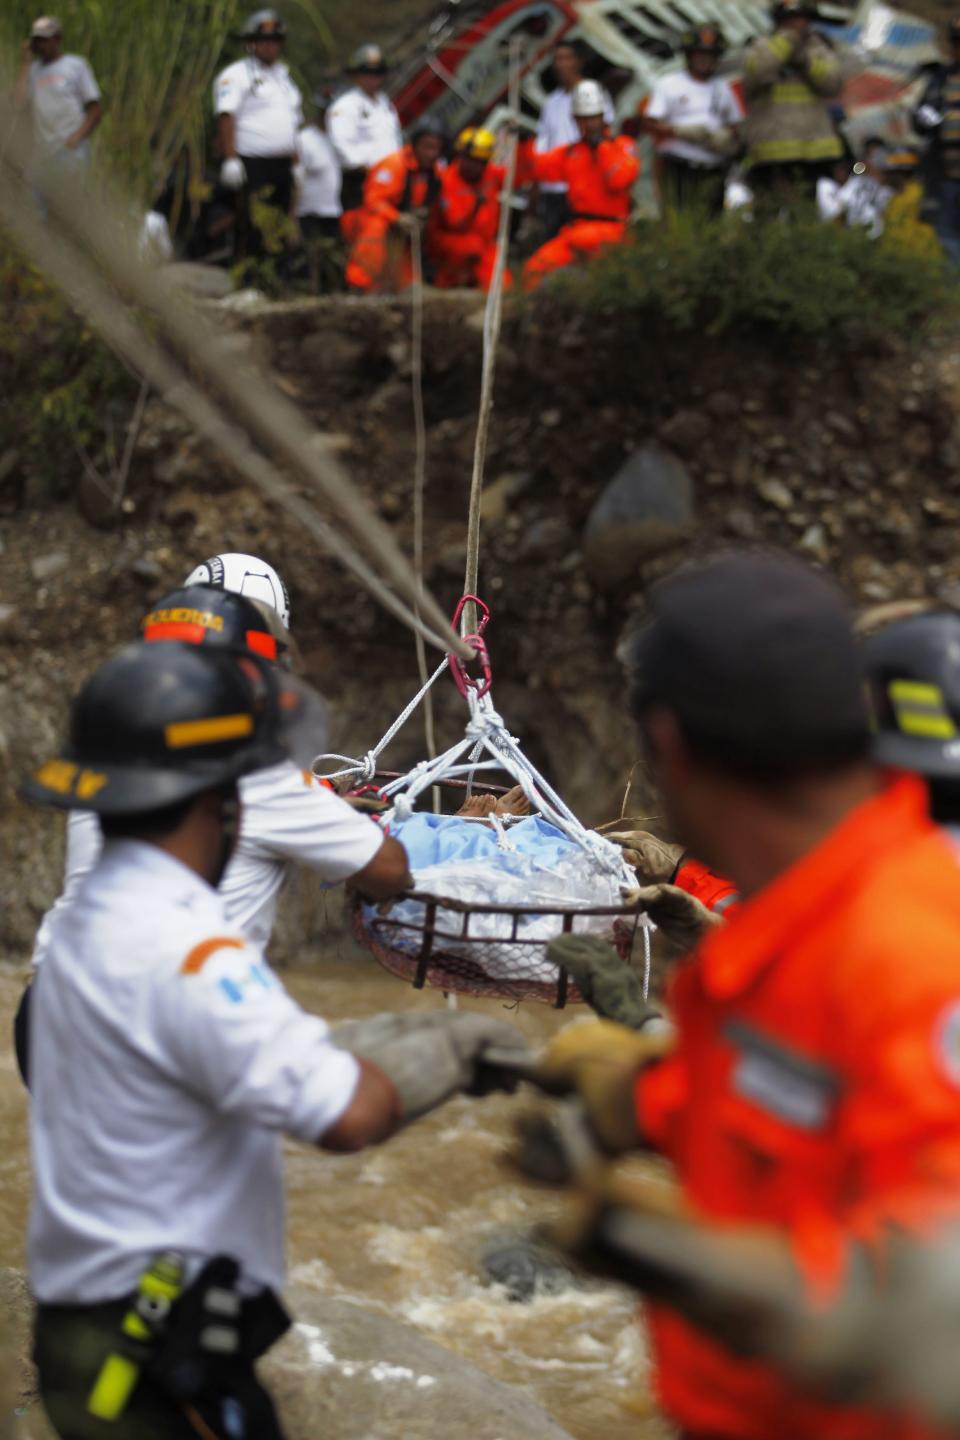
xmin=358 ymin=145 xmax=443 ymax=224
xmin=636 ymin=773 xmax=960 ymax=1439
xmin=522 ymin=133 xmax=639 ymax=223
xmin=427 ymin=158 xmax=505 ymax=246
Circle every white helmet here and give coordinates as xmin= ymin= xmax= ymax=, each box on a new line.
xmin=183 ymin=552 xmax=290 ymax=630
xmin=571 ymin=80 xmax=605 ymax=118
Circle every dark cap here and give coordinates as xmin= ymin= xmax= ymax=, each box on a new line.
xmin=629 ymin=551 xmax=869 ymax=769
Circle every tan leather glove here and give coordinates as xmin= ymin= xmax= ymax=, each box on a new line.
xmin=624 ymin=882 xmax=722 ymax=951
xmin=533 ymin=1019 xmax=674 ymax=1152
xmin=603 ymin=829 xmax=684 ymax=884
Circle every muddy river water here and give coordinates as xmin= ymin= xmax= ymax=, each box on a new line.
xmin=0 ymin=934 xmax=672 ymax=1440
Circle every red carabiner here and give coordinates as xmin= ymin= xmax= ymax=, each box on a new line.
xmin=451 ymin=632 xmax=492 ymax=699
xmin=449 ymin=595 xmax=493 ymax=699
xmin=451 ymin=593 xmax=491 ymax=636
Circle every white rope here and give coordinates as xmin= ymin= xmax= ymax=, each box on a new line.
xmin=313 ymin=656 xmax=450 ymax=784
xmin=408 ymin=221 xmax=439 ymax=775
xmin=461 ymin=36 xmax=523 ymax=638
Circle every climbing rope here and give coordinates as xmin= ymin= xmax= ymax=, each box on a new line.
xmin=408 ymin=220 xmax=439 ymax=777
xmin=461 ymin=35 xmax=524 ymax=637
xmin=0 ymin=111 xmax=473 ymax=663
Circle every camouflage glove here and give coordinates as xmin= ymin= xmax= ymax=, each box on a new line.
xmin=548 ymin=933 xmax=659 ymax=1030
xmin=532 ymin=1018 xmax=674 ymax=1152
xmin=604 ymin=829 xmax=684 ymax=884
xmin=624 ymin=882 xmax=722 ymax=951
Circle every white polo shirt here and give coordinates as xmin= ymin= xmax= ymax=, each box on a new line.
xmin=296 ymin=125 xmax=343 ymax=218
xmin=326 ymin=87 xmax=402 ymax=172
xmin=646 ymin=71 xmax=743 ymax=168
xmin=535 ymin=84 xmax=614 ymax=194
xmin=29 ymin=840 xmax=359 ymax=1303
xmin=32 ymin=760 xmax=385 ymax=964
xmin=214 ymin=57 xmax=302 ymax=159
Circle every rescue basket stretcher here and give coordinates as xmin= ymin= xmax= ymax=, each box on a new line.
xmin=318 ymin=598 xmax=652 ymax=1008
xmin=349 ymin=774 xmax=647 ymax=1007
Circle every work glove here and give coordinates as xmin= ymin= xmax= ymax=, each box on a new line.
xmin=623 ymin=882 xmax=721 ymax=952
xmin=603 ymin=828 xmax=683 ymax=884
xmin=547 ymin=933 xmax=659 ymax=1030
xmin=531 ymin=1018 xmax=673 ymax=1152
xmin=220 ymin=156 xmax=247 ymax=191
xmin=331 ymin=1011 xmax=534 ymax=1124
xmin=393 ymin=211 xmax=421 ymax=235
xmin=671 ymin=123 xmax=716 ymax=148
xmin=702 ymin=125 xmax=741 ymax=158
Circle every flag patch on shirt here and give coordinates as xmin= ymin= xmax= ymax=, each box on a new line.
xmin=935 ymin=999 xmax=960 ymax=1086
xmin=726 ymin=1019 xmax=840 ymax=1131
xmin=219 ymin=961 xmax=278 ymax=1004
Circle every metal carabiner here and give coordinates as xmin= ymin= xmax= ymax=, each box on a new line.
xmin=450 ymin=632 xmax=493 ymax=699
xmin=451 ymin=593 xmax=491 ymax=636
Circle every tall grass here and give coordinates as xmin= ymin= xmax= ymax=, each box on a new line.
xmin=0 ymin=0 xmax=333 ymax=202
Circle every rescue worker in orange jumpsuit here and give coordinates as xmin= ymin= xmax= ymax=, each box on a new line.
xmin=343 ymin=116 xmax=445 ymax=293
xmin=533 ymin=551 xmax=960 ymax=1440
xmin=426 ymin=126 xmax=507 ymax=292
xmin=521 ymin=79 xmax=639 ymax=290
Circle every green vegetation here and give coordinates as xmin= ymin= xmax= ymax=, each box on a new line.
xmin=549 ymin=210 xmax=960 ymax=346
xmin=0 ymin=241 xmax=136 ymax=499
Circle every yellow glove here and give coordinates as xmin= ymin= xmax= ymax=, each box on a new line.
xmin=534 ymin=1019 xmax=674 ymax=1153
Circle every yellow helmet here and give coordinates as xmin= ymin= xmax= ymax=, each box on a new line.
xmin=455 ymin=126 xmax=496 ymax=161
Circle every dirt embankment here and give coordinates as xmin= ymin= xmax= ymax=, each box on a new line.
xmin=3 ymin=286 xmax=960 ymax=954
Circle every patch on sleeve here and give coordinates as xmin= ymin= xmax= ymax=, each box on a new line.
xmin=219 ymin=961 xmax=279 ymax=1005
xmin=180 ymin=936 xmax=245 ymax=975
xmin=374 ymin=167 xmax=392 ymax=182
xmin=935 ymin=999 xmax=960 ymax=1086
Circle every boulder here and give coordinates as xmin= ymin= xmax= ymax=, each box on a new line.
xmin=583 ymin=444 xmax=693 ymax=589
xmin=163 ymin=262 xmax=234 ymax=299
xmin=267 ymin=1290 xmax=576 ymax=1440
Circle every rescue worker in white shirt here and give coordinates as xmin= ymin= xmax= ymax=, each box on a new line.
xmin=16 ymin=556 xmax=409 ymax=1085
xmin=535 ymin=39 xmax=615 ymax=240
xmin=22 ymin=639 xmax=531 ymax=1440
xmin=295 ymin=91 xmax=343 ymax=290
xmin=327 ymin=43 xmax=403 ymax=214
xmin=642 ymin=24 xmax=743 ymax=214
xmin=214 ymin=9 xmax=303 ymax=265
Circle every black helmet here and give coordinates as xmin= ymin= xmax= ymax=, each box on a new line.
xmin=240 ymin=9 xmax=286 ymax=40
xmin=141 ymin=584 xmax=289 ymax=664
xmin=409 ymin=115 xmax=447 ymax=144
xmin=680 ymin=23 xmax=727 ymax=53
xmin=22 ymin=642 xmax=327 ymax=815
xmin=864 ymin=613 xmax=960 ymax=779
xmin=348 ymin=43 xmax=388 ymax=75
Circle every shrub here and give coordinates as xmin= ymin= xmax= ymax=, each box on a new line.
xmin=547 ymin=210 xmax=959 ymax=347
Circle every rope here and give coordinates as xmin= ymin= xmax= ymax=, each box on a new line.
xmin=461 ymin=36 xmax=524 ymax=638
xmin=314 ymin=656 xmax=450 ymax=784
xmin=408 ymin=220 xmax=439 ymax=784
xmin=0 ymin=107 xmax=474 ymax=663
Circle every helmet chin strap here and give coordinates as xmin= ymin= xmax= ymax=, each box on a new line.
xmin=213 ymin=788 xmax=241 ymax=888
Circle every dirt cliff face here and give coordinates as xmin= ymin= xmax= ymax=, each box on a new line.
xmin=3 ymin=287 xmax=959 ymax=954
